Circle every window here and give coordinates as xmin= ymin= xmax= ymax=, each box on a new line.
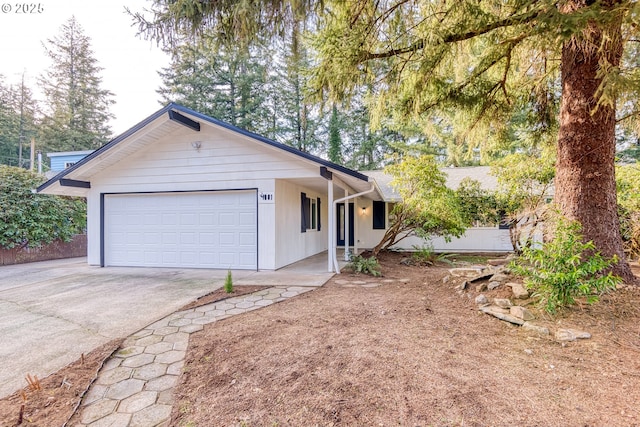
xmin=64 ymin=161 xmax=76 ymax=168
xmin=373 ymin=200 xmax=386 ymax=229
xmin=311 ymin=198 xmax=317 ymax=230
xmin=301 ymin=193 xmax=321 ymax=232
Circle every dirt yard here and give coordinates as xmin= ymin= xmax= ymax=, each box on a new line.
xmin=2 ymin=253 xmax=640 ymax=426
xmin=171 ymin=253 xmax=640 ymax=426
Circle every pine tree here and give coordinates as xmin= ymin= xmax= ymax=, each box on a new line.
xmin=39 ymin=16 xmax=114 ymax=152
xmin=158 ymin=36 xmax=271 ymax=135
xmin=0 ymin=75 xmax=39 ymax=168
xmin=327 ymin=104 xmax=342 ymax=164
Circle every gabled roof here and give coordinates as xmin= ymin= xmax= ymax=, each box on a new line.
xmin=37 ymin=103 xmax=371 ymax=196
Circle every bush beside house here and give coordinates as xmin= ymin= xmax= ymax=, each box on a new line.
xmin=0 ymin=166 xmax=86 ymax=264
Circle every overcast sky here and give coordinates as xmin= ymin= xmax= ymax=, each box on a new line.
xmin=0 ymin=0 xmax=170 ymax=135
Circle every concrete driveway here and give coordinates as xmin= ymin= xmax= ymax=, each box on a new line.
xmin=0 ymin=256 xmax=333 ymax=398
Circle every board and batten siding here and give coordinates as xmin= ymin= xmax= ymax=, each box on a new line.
xmin=85 ymin=125 xmax=325 ymax=269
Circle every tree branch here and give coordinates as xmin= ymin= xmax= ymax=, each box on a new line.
xmin=361 ymin=6 xmax=551 ymax=60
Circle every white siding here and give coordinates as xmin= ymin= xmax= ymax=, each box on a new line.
xmin=355 ymin=199 xmax=513 ymax=253
xmin=274 ymin=180 xmax=328 ymax=269
xmin=86 ymin=125 xmax=323 ymax=270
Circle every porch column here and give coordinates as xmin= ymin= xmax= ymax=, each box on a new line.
xmin=327 ymin=180 xmax=334 ymax=272
xmin=344 ymin=188 xmax=350 ymax=261
xmin=354 ymin=199 xmax=359 ymax=256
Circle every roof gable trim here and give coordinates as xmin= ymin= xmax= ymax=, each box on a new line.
xmin=168 ymin=110 xmax=201 ymax=131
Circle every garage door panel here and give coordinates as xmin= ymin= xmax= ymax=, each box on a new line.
xmin=219 ymin=213 xmax=235 ymax=226
xmin=239 ymin=232 xmax=255 ymax=246
xmin=219 ymin=232 xmax=235 ymax=246
xmin=105 ymin=191 xmax=257 ymax=269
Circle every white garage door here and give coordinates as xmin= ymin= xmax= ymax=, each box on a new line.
xmin=104 ymin=191 xmax=257 ymax=269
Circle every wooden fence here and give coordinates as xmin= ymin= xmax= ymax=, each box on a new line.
xmin=0 ymin=235 xmax=87 ymax=266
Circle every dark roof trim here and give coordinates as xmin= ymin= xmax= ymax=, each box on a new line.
xmin=60 ymin=179 xmax=91 ymax=188
xmin=37 ymin=103 xmax=369 ymax=193
xmin=320 ymin=166 xmax=333 ymax=180
xmin=168 ymin=110 xmax=201 ymax=131
xmin=37 ymin=104 xmax=176 ymax=193
xmin=170 ymin=104 xmax=370 ymax=182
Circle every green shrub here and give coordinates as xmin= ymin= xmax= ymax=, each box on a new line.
xmin=345 ymin=254 xmax=382 ymax=277
xmin=509 ymin=217 xmax=621 ymax=313
xmin=224 ymin=270 xmax=234 ymax=293
xmin=0 ymin=166 xmax=86 ymax=249
xmin=411 ymin=245 xmax=455 ymax=266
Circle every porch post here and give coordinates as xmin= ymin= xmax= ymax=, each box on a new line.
xmin=354 ymin=199 xmax=359 ymax=256
xmin=344 ymin=188 xmax=350 ymax=261
xmin=327 ymin=180 xmax=334 ymax=272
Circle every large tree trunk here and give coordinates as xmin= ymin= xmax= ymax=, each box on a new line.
xmin=555 ymin=0 xmax=637 ymax=284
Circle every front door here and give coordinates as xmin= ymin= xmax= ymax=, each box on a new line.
xmin=336 ymin=202 xmax=355 ymax=247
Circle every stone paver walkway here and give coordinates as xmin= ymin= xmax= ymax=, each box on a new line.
xmin=74 ymin=286 xmax=313 ymax=427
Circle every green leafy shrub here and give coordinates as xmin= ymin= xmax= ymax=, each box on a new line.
xmin=345 ymin=254 xmax=382 ymax=277
xmin=224 ymin=270 xmax=234 ymax=293
xmin=411 ymin=245 xmax=455 ymax=266
xmin=509 ymin=217 xmax=621 ymax=313
xmin=0 ymin=166 xmax=86 ymax=249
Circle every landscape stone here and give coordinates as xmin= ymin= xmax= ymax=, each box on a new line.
xmin=510 ymin=305 xmax=535 ymax=321
xmin=487 ymin=281 xmax=501 ymax=290
xmin=556 ymin=328 xmax=591 ymax=342
xmin=487 ymin=258 xmax=509 ymax=266
xmin=448 ymin=267 xmax=486 ymax=278
xmin=522 ymin=322 xmax=550 ymax=335
xmin=491 ymin=273 xmax=510 ymax=283
xmin=475 ymin=283 xmax=488 ymax=292
xmin=475 ymin=294 xmax=489 ymax=305
xmin=442 ymin=275 xmax=451 ymax=284
xmin=494 ymin=298 xmax=512 ymax=308
xmin=507 ymin=282 xmax=529 ymax=299
xmin=480 ymin=306 xmax=525 ymax=325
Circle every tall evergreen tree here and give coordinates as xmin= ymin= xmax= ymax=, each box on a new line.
xmin=0 ymin=75 xmax=39 ymax=168
xmin=158 ymin=35 xmax=271 ymax=135
xmin=327 ymin=103 xmax=342 ymax=164
xmin=273 ymin=25 xmax=322 ymax=152
xmin=39 ymin=16 xmax=114 ymax=152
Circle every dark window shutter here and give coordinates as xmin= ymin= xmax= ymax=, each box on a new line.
xmin=317 ymin=198 xmax=321 ymax=231
xmin=499 ymin=210 xmax=511 ymax=230
xmin=301 ymin=193 xmax=308 ymax=232
xmin=373 ymin=201 xmax=386 ymax=229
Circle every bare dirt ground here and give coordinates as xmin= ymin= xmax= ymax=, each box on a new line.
xmin=171 ymin=252 xmax=640 ymax=427
xmin=1 ymin=255 xmax=639 ymax=426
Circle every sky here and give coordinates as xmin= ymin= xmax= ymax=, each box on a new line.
xmin=0 ymin=0 xmax=170 ymax=135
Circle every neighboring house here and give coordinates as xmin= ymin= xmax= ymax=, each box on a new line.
xmin=46 ymin=150 xmax=94 ymax=178
xmin=37 ymin=104 xmax=511 ymax=273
